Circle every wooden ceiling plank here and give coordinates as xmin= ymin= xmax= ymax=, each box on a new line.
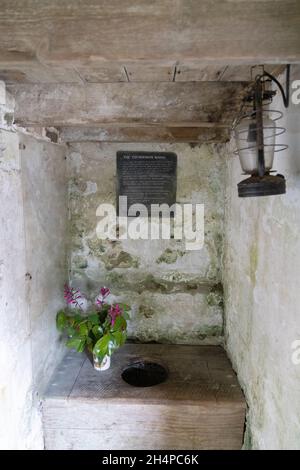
xmin=0 ymin=1 xmax=299 ymax=65
xmin=124 ymin=62 xmax=176 ymax=82
xmin=175 ymin=65 xmax=227 ymax=82
xmin=220 ymin=64 xmax=287 ymax=82
xmin=0 ymin=61 xmax=82 ymax=84
xmin=74 ymin=64 xmax=127 ymax=83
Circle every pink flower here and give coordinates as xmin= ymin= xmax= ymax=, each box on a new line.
xmin=96 ymin=286 xmax=110 ymax=307
xmin=101 ymin=287 xmax=110 ymax=298
xmin=109 ymin=304 xmax=122 ymax=326
xmin=64 ymin=284 xmax=85 ymax=310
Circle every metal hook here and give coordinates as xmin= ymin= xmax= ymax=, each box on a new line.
xmin=261 ymin=65 xmax=290 ymax=108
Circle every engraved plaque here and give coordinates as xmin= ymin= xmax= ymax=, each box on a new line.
xmin=117 ymin=151 xmax=177 ymax=214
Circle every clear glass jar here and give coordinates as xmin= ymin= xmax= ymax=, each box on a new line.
xmin=234 ymin=116 xmax=276 ymax=174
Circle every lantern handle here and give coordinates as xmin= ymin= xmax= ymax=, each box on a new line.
xmin=261 ymin=65 xmax=290 ymax=108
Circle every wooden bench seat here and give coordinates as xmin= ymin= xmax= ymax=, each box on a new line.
xmin=42 ymin=344 xmax=246 ymax=450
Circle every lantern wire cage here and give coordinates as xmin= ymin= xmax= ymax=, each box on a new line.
xmin=232 ymin=65 xmax=290 ymax=197
xmin=232 ymin=82 xmax=288 ymax=168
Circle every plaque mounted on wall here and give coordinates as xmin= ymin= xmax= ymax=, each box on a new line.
xmin=117 ymin=151 xmax=177 ymax=215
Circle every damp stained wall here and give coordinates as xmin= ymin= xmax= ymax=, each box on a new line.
xmin=67 ymin=142 xmax=225 ymax=344
xmin=20 ymin=133 xmax=68 ymax=392
xmin=0 ymin=128 xmax=41 ymax=449
xmin=224 ymin=70 xmax=300 ymax=449
xmin=0 ymin=87 xmax=67 ymax=448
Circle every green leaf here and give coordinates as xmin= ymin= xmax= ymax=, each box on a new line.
xmin=122 ymin=310 xmax=130 ymax=321
xmin=56 ymin=310 xmax=67 ymax=331
xmin=88 ymin=313 xmax=100 ymax=325
xmin=74 ymin=313 xmax=84 ymax=323
xmin=66 ymin=326 xmax=76 ymax=337
xmin=77 ymin=339 xmax=86 ymax=353
xmin=93 ymin=334 xmax=111 ymax=359
xmin=66 ymin=337 xmax=86 ymax=352
xmin=111 ymin=315 xmax=126 ymax=332
xmin=101 ymin=304 xmax=110 ymax=312
xmin=68 ymin=329 xmax=81 ymax=339
xmin=78 ymin=323 xmax=89 ymax=337
xmin=92 ymin=324 xmax=103 ymax=338
xmin=108 ymin=336 xmax=117 ymax=354
xmin=100 ymin=318 xmax=110 ymax=332
xmin=120 ymin=303 xmax=130 ymax=312
xmin=118 ymin=304 xmax=130 ymax=320
xmin=111 ymin=330 xmax=126 ymax=347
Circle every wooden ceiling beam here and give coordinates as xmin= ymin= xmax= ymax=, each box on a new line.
xmin=8 ymin=82 xmax=249 ymax=127
xmin=58 ymin=125 xmax=230 ymax=143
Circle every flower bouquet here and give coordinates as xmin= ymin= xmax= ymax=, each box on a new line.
xmin=56 ymin=285 xmax=130 ymax=371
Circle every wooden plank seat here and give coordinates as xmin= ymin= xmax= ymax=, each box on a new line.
xmin=42 ymin=344 xmax=246 ymax=450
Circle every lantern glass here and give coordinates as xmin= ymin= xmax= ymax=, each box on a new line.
xmin=234 ymin=116 xmax=276 ymax=174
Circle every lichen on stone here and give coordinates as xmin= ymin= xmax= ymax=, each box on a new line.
xmin=139 ymin=303 xmax=155 ymax=318
xmin=101 ymin=250 xmax=140 ymax=270
xmin=156 ymin=248 xmax=185 ymax=264
xmin=197 ymin=325 xmax=223 ymax=340
xmin=87 ymin=238 xmax=106 ymax=256
xmin=206 ymin=282 xmax=224 ymax=307
xmin=72 ymin=255 xmax=88 ymax=270
xmin=249 ymin=243 xmax=258 ymax=285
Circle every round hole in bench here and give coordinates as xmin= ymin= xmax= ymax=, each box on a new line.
xmin=121 ymin=361 xmax=168 ymax=387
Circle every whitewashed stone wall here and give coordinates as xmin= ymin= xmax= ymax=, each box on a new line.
xmin=224 ymin=70 xmax=300 ymax=449
xmin=0 ymin=128 xmax=42 ymax=449
xmin=67 ymin=142 xmax=225 ymax=345
xmin=20 ymin=134 xmax=68 ymax=391
xmin=0 ymin=83 xmax=67 ymax=449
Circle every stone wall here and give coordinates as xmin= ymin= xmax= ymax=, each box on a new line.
xmin=20 ymin=133 xmax=68 ymax=391
xmin=0 ymin=83 xmax=67 ymax=449
xmin=0 ymin=128 xmax=42 ymax=449
xmin=224 ymin=71 xmax=300 ymax=449
xmin=67 ymin=142 xmax=225 ymax=344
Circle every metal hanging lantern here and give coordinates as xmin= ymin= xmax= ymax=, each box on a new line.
xmin=234 ymin=66 xmax=290 ymax=197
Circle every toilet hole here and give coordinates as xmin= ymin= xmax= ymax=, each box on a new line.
xmin=121 ymin=361 xmax=168 ymax=387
